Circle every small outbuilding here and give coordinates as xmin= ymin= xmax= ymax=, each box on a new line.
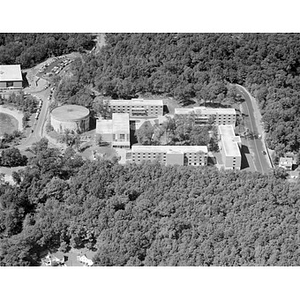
xmin=279 ymin=157 xmax=293 ymax=171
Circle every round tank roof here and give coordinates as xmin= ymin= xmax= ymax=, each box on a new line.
xmin=51 ymin=105 xmax=90 ymax=121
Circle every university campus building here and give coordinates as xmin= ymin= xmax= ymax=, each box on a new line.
xmin=218 ymin=125 xmax=241 ymax=170
xmin=175 ymin=106 xmax=236 ymax=126
xmin=96 ymin=113 xmax=130 ymax=148
xmin=50 ymin=105 xmax=90 ymax=134
xmin=0 ymin=65 xmax=23 ymax=97
xmin=105 ymin=99 xmax=164 ymax=118
xmin=131 ymin=145 xmax=208 ymax=166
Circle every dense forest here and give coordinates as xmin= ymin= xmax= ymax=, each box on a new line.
xmin=56 ymin=33 xmax=300 ymax=157
xmin=0 ymin=139 xmax=299 ymax=266
xmin=1 ymin=34 xmax=300 ymax=266
xmin=0 ymin=33 xmax=95 ymax=68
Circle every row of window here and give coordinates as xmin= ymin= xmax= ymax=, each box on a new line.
xmin=111 ymin=105 xmax=163 ymax=109
xmin=132 ymin=152 xmax=206 ymax=156
xmin=132 ymin=155 xmax=206 ymax=163
xmin=132 ymin=157 xmax=206 ymax=166
xmin=201 ymin=114 xmax=236 ymax=117
xmin=132 ymin=153 xmax=166 ymax=158
xmin=112 ymin=134 xmax=128 ymax=140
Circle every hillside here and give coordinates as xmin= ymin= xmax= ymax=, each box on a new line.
xmin=0 ymin=33 xmax=95 ymax=68
xmin=60 ymin=33 xmax=300 ymax=158
xmin=0 ymin=139 xmax=299 ymax=266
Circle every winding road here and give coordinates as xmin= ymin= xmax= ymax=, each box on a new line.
xmin=18 ymin=84 xmax=51 ymax=151
xmin=17 ymin=54 xmax=78 ymax=151
xmin=235 ymin=84 xmax=272 ymax=174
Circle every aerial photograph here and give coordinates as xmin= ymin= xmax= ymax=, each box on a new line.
xmin=0 ymin=32 xmax=300 ymax=270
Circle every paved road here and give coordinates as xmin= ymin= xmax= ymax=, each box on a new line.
xmin=17 ymin=54 xmax=79 ymax=151
xmin=235 ymin=85 xmax=271 ymax=174
xmin=18 ymin=82 xmax=51 ymax=151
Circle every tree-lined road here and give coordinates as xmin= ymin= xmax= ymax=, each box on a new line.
xmin=18 ymin=79 xmax=51 ymax=151
xmin=235 ymin=85 xmax=272 ymax=174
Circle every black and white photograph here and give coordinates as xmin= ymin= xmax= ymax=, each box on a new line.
xmin=0 ymin=1 xmax=299 ymax=300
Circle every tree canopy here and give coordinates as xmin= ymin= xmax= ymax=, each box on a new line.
xmin=0 ymin=33 xmax=95 ymax=68
xmin=55 ymin=33 xmax=300 ymax=156
xmin=1 ymin=140 xmax=300 ymax=266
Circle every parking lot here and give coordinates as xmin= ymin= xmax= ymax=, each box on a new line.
xmin=36 ymin=56 xmax=73 ymax=79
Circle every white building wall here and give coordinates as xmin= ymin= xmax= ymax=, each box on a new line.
xmin=51 ymin=116 xmax=89 ymax=133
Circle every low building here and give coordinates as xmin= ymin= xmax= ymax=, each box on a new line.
xmin=218 ymin=125 xmax=241 ymax=170
xmin=279 ymin=157 xmax=293 ymax=171
xmin=131 ymin=145 xmax=208 ymax=166
xmin=96 ymin=113 xmax=130 ymax=148
xmin=0 ymin=65 xmax=23 ymax=97
xmin=41 ymin=253 xmax=66 ymax=267
xmin=77 ymin=255 xmax=93 ymax=266
xmin=175 ymin=106 xmax=236 ymax=127
xmin=106 ymin=99 xmax=164 ymax=118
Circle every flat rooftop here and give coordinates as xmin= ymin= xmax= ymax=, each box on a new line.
xmin=175 ymin=106 xmax=236 ymax=115
xmin=108 ymin=99 xmax=164 ymax=106
xmin=131 ymin=145 xmax=208 ymax=154
xmin=51 ymin=105 xmax=90 ymax=121
xmin=279 ymin=157 xmax=293 ymax=165
xmin=96 ymin=119 xmax=113 ymax=135
xmin=96 ymin=113 xmax=130 ymax=135
xmin=0 ymin=65 xmax=22 ymax=81
xmin=219 ymin=125 xmax=241 ymax=157
xmin=112 ymin=113 xmax=130 ymax=133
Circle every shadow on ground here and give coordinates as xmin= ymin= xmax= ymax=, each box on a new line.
xmin=240 ymin=144 xmax=250 ymax=169
xmin=208 ymin=156 xmax=216 ymax=166
xmin=22 ymin=72 xmax=29 ymax=88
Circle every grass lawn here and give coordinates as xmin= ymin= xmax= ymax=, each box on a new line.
xmin=0 ymin=113 xmax=18 ymax=136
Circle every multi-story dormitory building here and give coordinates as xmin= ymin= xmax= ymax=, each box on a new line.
xmin=218 ymin=125 xmax=241 ymax=170
xmin=104 ymin=99 xmax=164 ymax=118
xmin=95 ymin=98 xmax=240 ymax=169
xmin=174 ymin=106 xmax=236 ymax=127
xmin=131 ymin=145 xmax=208 ymax=166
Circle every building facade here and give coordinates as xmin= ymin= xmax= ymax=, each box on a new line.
xmin=175 ymin=106 xmax=236 ymax=127
xmin=218 ymin=125 xmax=241 ymax=170
xmin=96 ymin=113 xmax=130 ymax=148
xmin=106 ymin=99 xmax=164 ymax=118
xmin=131 ymin=145 xmax=208 ymax=166
xmin=0 ymin=65 xmax=23 ymax=97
